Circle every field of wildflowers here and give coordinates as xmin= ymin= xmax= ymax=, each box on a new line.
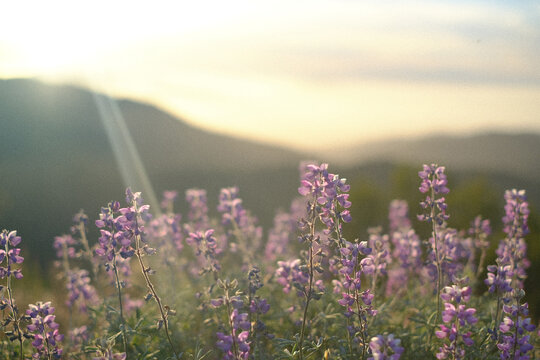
xmin=1 ymin=163 xmax=538 ymax=359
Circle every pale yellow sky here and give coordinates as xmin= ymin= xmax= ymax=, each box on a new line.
xmin=2 ymin=0 xmax=540 ymax=151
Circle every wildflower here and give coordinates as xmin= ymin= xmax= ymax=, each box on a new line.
xmin=265 ymin=211 xmax=297 ymax=264
xmin=52 ymin=234 xmax=77 ymax=260
xmin=495 ymin=189 xmax=530 ymax=290
xmin=185 ymin=188 xmax=210 ymax=231
xmin=435 ymin=280 xmax=477 ymax=359
xmin=467 ymin=216 xmax=491 ymax=278
xmin=388 ymin=200 xmax=411 ymax=233
xmin=368 ymin=334 xmax=404 ymax=360
xmin=417 ymin=164 xmax=449 ymax=225
xmin=497 ymin=293 xmax=536 ymax=360
xmin=275 ymin=259 xmax=308 ymax=296
xmin=218 ymin=187 xmax=262 ymax=261
xmin=0 ymin=230 xmax=24 ymax=279
xmin=65 ymin=269 xmax=99 ymax=313
xmin=188 ymin=229 xmax=221 ymax=274
xmin=298 ymin=163 xmax=351 ymax=235
xmin=160 ymin=190 xmax=178 ymax=212
xmin=26 ymin=301 xmax=64 ymax=359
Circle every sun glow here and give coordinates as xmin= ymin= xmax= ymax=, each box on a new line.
xmin=2 ymin=0 xmax=539 ymax=150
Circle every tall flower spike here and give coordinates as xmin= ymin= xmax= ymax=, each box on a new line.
xmin=185 ymin=188 xmax=210 ymax=232
xmin=468 ymin=216 xmax=491 ymax=278
xmin=126 ymin=188 xmax=180 ymax=359
xmin=497 ymin=189 xmax=530 ymax=289
xmin=417 ymin=164 xmax=450 ymax=322
xmin=26 ymin=301 xmax=64 ymax=359
xmin=0 ymin=229 xmax=25 ymax=358
xmin=0 ymin=230 xmax=24 ymax=279
xmin=497 ymin=291 xmax=536 ymax=360
xmin=418 ymin=164 xmax=449 ymax=225
xmin=435 ymin=279 xmax=478 ymax=360
xmin=388 ymin=199 xmax=411 ymax=233
xmin=298 ymin=163 xmax=351 ymax=236
xmin=217 ymin=187 xmax=262 ymax=262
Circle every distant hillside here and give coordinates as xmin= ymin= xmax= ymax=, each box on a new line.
xmin=1 ymin=78 xmax=539 ymax=267
xmin=0 ymin=78 xmax=306 ymax=262
xmin=327 ymin=133 xmax=540 ymax=181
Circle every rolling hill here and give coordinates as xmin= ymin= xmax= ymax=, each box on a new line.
xmin=1 ymin=78 xmax=539 ymax=265
xmin=0 ymin=78 xmax=306 ymax=261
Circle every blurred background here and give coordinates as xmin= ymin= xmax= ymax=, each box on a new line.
xmin=1 ymin=0 xmax=539 ymax=318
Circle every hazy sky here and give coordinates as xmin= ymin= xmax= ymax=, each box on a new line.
xmin=2 ymin=0 xmax=540 ymax=151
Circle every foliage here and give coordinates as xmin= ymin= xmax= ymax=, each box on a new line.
xmin=0 ymin=163 xmax=539 ymax=359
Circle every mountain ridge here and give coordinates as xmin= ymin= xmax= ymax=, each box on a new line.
xmin=324 ymin=131 xmax=540 ymax=181
xmin=1 ymin=78 xmax=539 ymax=264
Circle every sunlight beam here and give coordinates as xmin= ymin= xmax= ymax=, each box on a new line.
xmin=92 ymin=91 xmax=161 ymax=216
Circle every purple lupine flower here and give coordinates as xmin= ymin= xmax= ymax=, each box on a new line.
xmin=422 ymin=226 xmax=467 ymax=287
xmin=469 ymin=216 xmax=491 ymax=249
xmin=386 ymin=200 xmax=422 ymax=295
xmin=417 ymin=164 xmax=449 ymax=225
xmin=188 ymin=229 xmax=221 ymax=273
xmin=65 ymin=269 xmax=99 ymax=313
xmin=250 ymin=298 xmax=270 ymax=315
xmin=298 ymin=163 xmax=351 ymax=235
xmin=95 ymin=202 xmax=133 ymax=261
xmin=265 ymin=211 xmax=297 ymax=264
xmin=160 ymin=190 xmax=178 ymax=212
xmin=53 ymin=234 xmax=77 ymax=260
xmin=502 ymin=189 xmax=529 ymax=240
xmin=466 ymin=216 xmax=491 ymax=277
xmin=69 ymin=325 xmax=89 ymax=350
xmin=26 ymin=301 xmax=64 ymax=359
xmin=366 ymin=227 xmax=391 ymax=289
xmin=70 ymin=209 xmax=89 ymax=234
xmin=185 ymin=188 xmax=210 ymax=232
xmin=148 ymin=212 xmax=183 ymax=252
xmin=493 ymin=189 xmax=530 ymax=291
xmin=0 ymin=230 xmax=24 ymax=279
xmin=485 ymin=262 xmax=513 ymax=295
xmin=485 ymin=189 xmax=531 ymax=337
xmin=216 ymin=332 xmax=234 ymax=355
xmin=217 ymin=187 xmax=250 ymax=232
xmin=388 ymin=200 xmax=412 ymax=233
xmin=368 ymin=334 xmax=404 ymax=360
xmin=275 ymin=259 xmax=309 ymax=296
xmin=335 ymin=238 xmax=377 ymax=354
xmin=435 ymin=280 xmax=477 ymax=359
xmin=217 ymin=187 xmax=263 ymax=257
xmin=96 ymin=190 xmax=152 ymax=263
xmin=440 ymin=228 xmax=468 ymax=282
xmin=387 ymin=227 xmax=422 ymax=295
xmin=215 ymin=309 xmax=251 ymax=360
xmin=497 ymin=297 xmax=536 ymax=360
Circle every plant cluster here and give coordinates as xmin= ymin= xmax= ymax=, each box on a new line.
xmin=0 ymin=163 xmax=538 ymax=359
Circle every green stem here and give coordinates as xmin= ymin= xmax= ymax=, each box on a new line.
xmin=132 ymin=205 xmax=180 ymax=359
xmin=225 ymin=290 xmax=240 ymax=359
xmin=135 ymin=243 xmax=180 ymax=358
xmin=78 ymin=222 xmax=99 ymax=279
xmin=4 ymin=239 xmax=23 ymax=360
xmin=299 ymin=242 xmax=314 ymax=360
xmin=112 ymin=253 xmax=129 ymax=357
xmin=512 ymin=297 xmax=519 ymax=359
xmin=431 ymin=187 xmax=442 ymax=325
xmin=43 ymin=321 xmax=53 ymax=360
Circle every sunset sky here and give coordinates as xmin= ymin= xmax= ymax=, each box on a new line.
xmin=2 ymin=0 xmax=539 ymax=151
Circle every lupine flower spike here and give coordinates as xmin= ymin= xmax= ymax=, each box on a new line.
xmin=0 ymin=230 xmax=25 ymax=359
xmin=418 ymin=164 xmax=450 ymax=322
